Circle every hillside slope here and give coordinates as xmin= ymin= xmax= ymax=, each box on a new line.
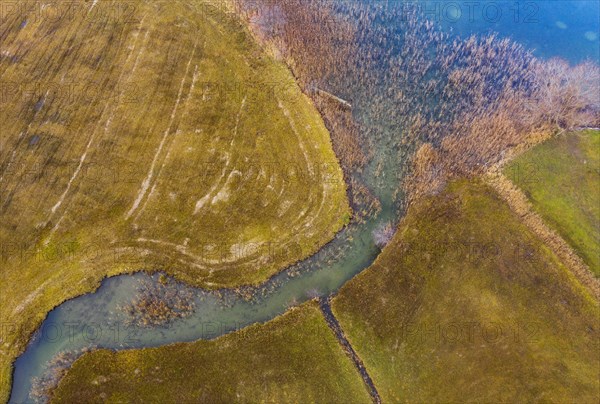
xmin=505 ymin=129 xmax=600 ymax=275
xmin=332 ymin=180 xmax=599 ymax=403
xmin=0 ymin=0 xmax=349 ymax=399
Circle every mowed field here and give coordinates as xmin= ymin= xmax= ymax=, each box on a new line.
xmin=505 ymin=129 xmax=600 ymax=275
xmin=0 ymin=0 xmax=349 ymax=399
xmin=332 ymin=180 xmax=599 ymax=403
xmin=51 ymin=301 xmax=372 ymax=403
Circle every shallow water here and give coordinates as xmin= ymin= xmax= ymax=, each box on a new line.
xmin=9 ymin=1 xmax=599 ymax=402
xmin=10 ymin=117 xmax=400 ymax=403
xmin=10 ymin=64 xmax=405 ymax=401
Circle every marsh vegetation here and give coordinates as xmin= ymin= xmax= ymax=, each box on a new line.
xmin=234 ymin=0 xmax=599 ymax=203
xmin=4 ymin=1 xmax=599 ymax=402
xmin=119 ymin=277 xmax=196 ymax=327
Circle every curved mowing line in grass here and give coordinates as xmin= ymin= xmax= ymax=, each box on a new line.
xmin=8 ymin=6 xmax=411 ymax=396
xmin=7 ymin=5 xmax=410 ymax=400
xmin=0 ymin=2 xmax=353 ymax=400
xmin=12 ymin=1 xmax=600 ymax=401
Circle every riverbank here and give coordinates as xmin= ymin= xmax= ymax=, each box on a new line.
xmin=331 ymin=179 xmax=600 ymax=402
xmin=49 ymin=301 xmax=373 ymax=403
xmin=7 ymin=1 xmax=600 ymax=402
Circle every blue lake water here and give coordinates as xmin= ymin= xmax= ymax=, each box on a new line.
xmin=422 ymin=0 xmax=599 ymax=63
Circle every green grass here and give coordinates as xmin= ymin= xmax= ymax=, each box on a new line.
xmin=505 ymin=130 xmax=600 ymax=275
xmin=50 ymin=301 xmax=372 ymax=403
xmin=0 ymin=0 xmax=349 ymax=400
xmin=332 ymin=180 xmax=599 ymax=403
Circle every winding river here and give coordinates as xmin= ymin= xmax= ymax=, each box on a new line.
xmin=9 ymin=1 xmax=599 ymax=402
xmin=10 ymin=99 xmax=404 ymax=403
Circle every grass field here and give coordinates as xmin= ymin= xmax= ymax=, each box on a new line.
xmin=505 ymin=129 xmax=600 ymax=275
xmin=50 ymin=301 xmax=372 ymax=403
xmin=0 ymin=0 xmax=349 ymax=399
xmin=332 ymin=180 xmax=599 ymax=403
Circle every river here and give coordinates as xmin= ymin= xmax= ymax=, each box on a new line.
xmin=9 ymin=1 xmax=599 ymax=402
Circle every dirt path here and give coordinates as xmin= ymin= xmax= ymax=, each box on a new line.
xmin=318 ymin=297 xmax=382 ymax=404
